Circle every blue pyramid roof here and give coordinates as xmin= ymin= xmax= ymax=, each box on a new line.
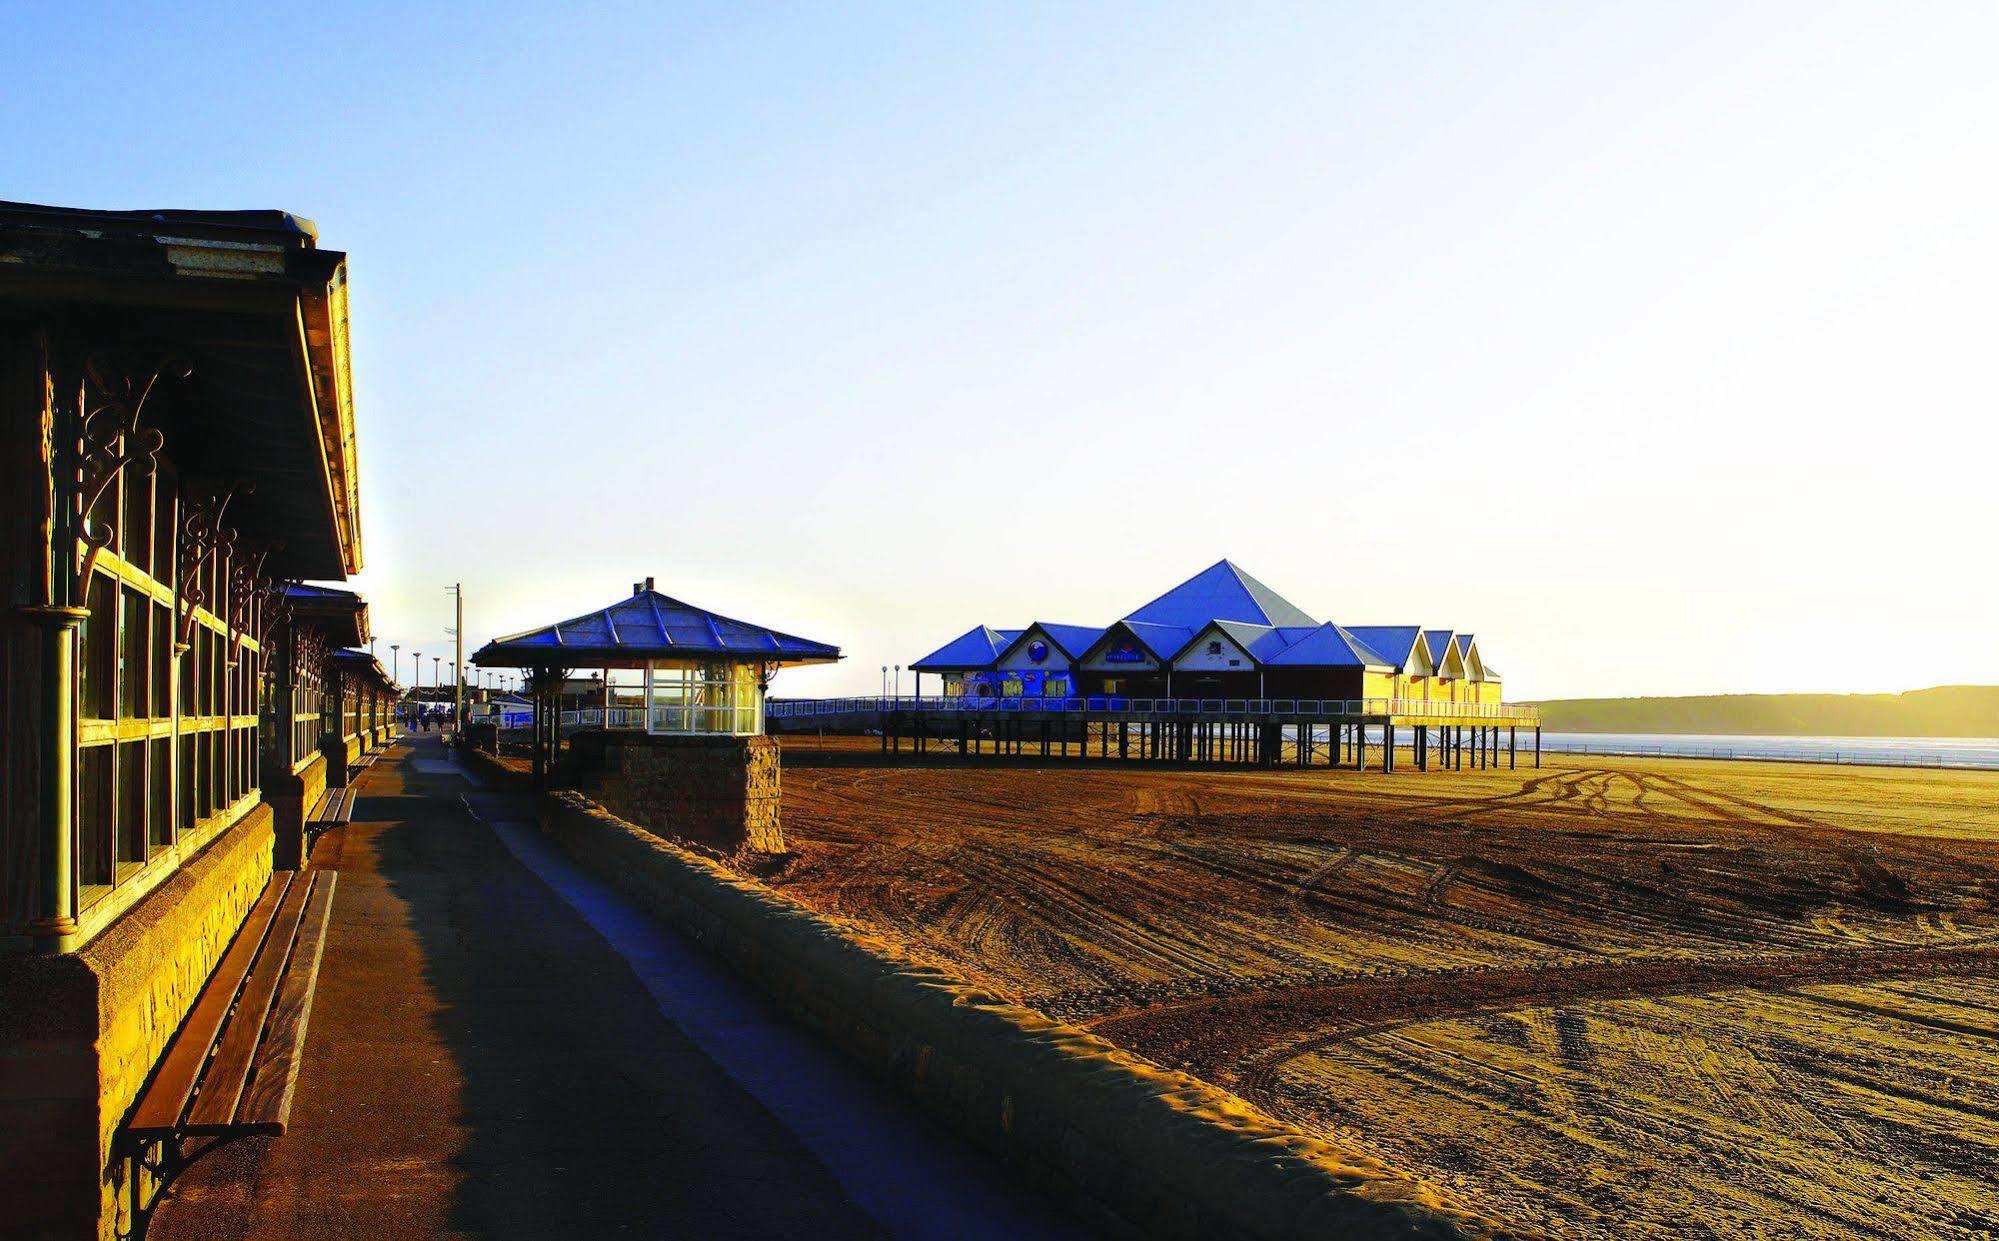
xmin=472 ymin=587 xmax=840 ymax=669
xmin=1123 ymin=561 xmax=1316 ymax=629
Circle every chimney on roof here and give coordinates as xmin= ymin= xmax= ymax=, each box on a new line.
xmin=645 ymin=576 xmax=655 ymax=592
xmin=632 ymin=581 xmax=642 ymax=596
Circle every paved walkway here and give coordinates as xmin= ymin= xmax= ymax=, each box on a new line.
xmin=154 ymin=736 xmax=1077 ymax=1240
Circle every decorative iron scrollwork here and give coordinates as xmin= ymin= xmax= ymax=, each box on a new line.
xmin=175 ymin=479 xmax=252 ymax=655
xmin=75 ymin=353 xmax=187 ymax=594
xmin=225 ymin=542 xmax=278 ymax=666
xmin=293 ymin=621 xmax=330 ymax=687
xmin=249 ymin=564 xmax=296 ymax=671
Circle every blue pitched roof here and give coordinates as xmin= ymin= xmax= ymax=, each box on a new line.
xmin=1424 ymin=630 xmax=1457 ymax=669
xmin=1344 ymin=626 xmax=1424 ymax=669
xmin=1206 ymin=619 xmax=1280 ymax=661
xmin=472 ymin=588 xmax=840 ymax=668
xmin=1262 ymin=623 xmax=1393 ymax=668
xmin=990 ymin=622 xmax=1103 ymax=666
xmin=912 ymin=624 xmax=1018 ymax=671
xmin=1035 ymin=623 xmax=1104 ymax=659
xmin=1116 ymin=621 xmax=1196 ymax=661
xmin=1123 ymin=560 xmax=1317 ymax=629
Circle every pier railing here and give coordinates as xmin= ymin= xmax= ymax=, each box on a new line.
xmin=766 ymin=696 xmax=1537 ymax=723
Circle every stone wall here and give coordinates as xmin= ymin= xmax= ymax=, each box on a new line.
xmin=536 ymin=792 xmax=1504 ymax=1240
xmin=0 ymin=805 xmax=274 ymax=1240
xmin=569 ymin=732 xmax=783 ymax=855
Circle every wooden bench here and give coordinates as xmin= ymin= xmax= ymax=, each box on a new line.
xmin=307 ymin=785 xmax=358 ymax=831
xmin=123 ymin=870 xmax=337 ymax=1222
xmin=350 ymin=751 xmax=378 ymax=772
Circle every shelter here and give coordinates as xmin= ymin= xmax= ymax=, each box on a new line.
xmin=0 ymin=201 xmax=372 ymax=1236
xmin=471 ymin=577 xmax=841 ymax=855
xmin=471 ymin=576 xmax=840 ymax=739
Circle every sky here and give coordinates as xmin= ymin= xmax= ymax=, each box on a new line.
xmin=5 ymin=2 xmax=1994 ymax=700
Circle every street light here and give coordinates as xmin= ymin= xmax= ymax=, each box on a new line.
xmin=389 ymin=643 xmax=400 ymax=687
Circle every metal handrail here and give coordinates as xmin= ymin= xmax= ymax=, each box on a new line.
xmin=764 ymin=695 xmax=1537 ymax=722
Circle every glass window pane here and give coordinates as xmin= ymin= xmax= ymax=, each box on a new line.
xmin=180 ymin=622 xmax=197 ymax=716
xmin=151 ymin=601 xmax=170 ymax=716
xmin=118 ymin=587 xmax=146 ymax=719
xmin=78 ymin=745 xmax=113 ymax=887
xmin=153 ymin=469 xmax=175 ymax=584
xmin=118 ymin=740 xmax=146 ymax=865
xmin=80 ymin=573 xmax=116 ymax=719
xmin=149 ymin=737 xmax=173 ymax=848
xmin=122 ymin=464 xmax=149 ymax=569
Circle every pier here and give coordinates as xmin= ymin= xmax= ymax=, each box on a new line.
xmin=764 ymin=695 xmax=1541 ymax=771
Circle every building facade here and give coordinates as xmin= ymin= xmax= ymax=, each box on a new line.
xmin=912 ymin=560 xmax=1505 ymax=707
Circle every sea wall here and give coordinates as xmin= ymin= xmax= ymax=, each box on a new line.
xmin=534 ymin=789 xmax=1504 ymax=1240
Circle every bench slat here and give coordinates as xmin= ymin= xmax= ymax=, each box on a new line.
xmin=183 ymin=873 xmax=315 ymax=1134
xmin=127 ymin=874 xmax=295 ymax=1139
xmin=307 ymin=790 xmax=337 ymax=823
xmin=234 ymin=873 xmax=337 ymax=1135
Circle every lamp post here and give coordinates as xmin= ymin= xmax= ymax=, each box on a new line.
xmin=414 ymin=652 xmax=422 ymax=698
xmin=894 ymin=665 xmax=901 ymax=700
xmin=389 ymin=643 xmax=401 ymax=688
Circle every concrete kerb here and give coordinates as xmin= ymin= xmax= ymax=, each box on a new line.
xmin=528 ymin=788 xmax=1510 ymax=1241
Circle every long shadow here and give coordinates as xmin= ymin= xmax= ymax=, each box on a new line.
xmin=350 ymin=751 xmax=890 ymax=1238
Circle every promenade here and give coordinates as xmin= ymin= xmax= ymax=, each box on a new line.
xmin=151 ymin=735 xmax=1076 ymax=1240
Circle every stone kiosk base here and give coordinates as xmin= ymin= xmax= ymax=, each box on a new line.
xmin=565 ymin=731 xmax=783 ymax=855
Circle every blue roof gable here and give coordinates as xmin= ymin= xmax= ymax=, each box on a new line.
xmin=1037 ymin=623 xmax=1105 ymax=659
xmin=911 ymin=624 xmax=1017 ymax=671
xmin=1344 ymin=626 xmax=1424 ymax=669
xmin=991 ymin=622 xmax=1104 ymax=666
xmin=1263 ymin=623 xmax=1392 ymax=668
xmin=1121 ymin=621 xmax=1196 ymax=661
xmin=1123 ymin=560 xmax=1317 ymax=629
xmin=1424 ymin=630 xmax=1456 ymax=668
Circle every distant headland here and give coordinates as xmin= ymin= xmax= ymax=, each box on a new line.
xmin=1527 ymin=685 xmax=1999 ymax=737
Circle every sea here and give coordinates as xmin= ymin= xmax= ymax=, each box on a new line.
xmin=1533 ymin=732 xmax=1999 ymax=771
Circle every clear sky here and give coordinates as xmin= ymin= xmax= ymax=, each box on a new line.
xmin=6 ymin=3 xmax=1994 ymax=699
